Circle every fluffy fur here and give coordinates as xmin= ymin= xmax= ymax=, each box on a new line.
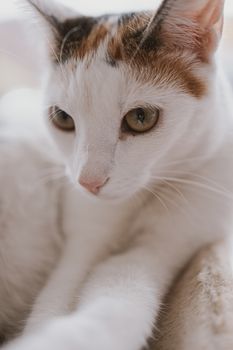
xmin=1 ymin=0 xmax=233 ymax=349
xmin=152 ymin=239 xmax=233 ymax=350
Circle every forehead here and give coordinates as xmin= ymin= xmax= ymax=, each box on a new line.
xmin=54 ymin=12 xmax=140 ymax=63
xmin=53 ymin=11 xmax=206 ymax=99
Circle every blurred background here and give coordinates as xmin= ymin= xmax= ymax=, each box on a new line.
xmin=0 ymin=0 xmax=233 ymax=98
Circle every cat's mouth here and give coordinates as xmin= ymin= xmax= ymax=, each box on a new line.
xmin=73 ymin=182 xmax=133 ymax=203
xmin=82 ymin=189 xmax=124 ymax=202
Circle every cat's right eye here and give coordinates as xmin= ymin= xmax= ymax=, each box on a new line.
xmin=122 ymin=106 xmax=160 ymax=135
xmin=49 ymin=106 xmax=75 ymax=132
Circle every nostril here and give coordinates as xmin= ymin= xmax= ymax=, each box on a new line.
xmin=79 ymin=177 xmax=109 ymax=195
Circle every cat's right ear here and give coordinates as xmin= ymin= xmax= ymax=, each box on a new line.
xmin=22 ymin=0 xmax=78 ymax=60
xmin=23 ymin=0 xmax=76 ymax=30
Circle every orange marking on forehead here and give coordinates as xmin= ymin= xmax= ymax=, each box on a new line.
xmin=54 ymin=12 xmax=207 ymax=99
xmin=76 ymin=24 xmax=108 ymax=60
xmin=107 ymin=12 xmax=207 ymax=98
xmin=55 ymin=17 xmax=110 ymax=63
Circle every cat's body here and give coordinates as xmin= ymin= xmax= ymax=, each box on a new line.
xmin=0 ymin=110 xmax=63 ymax=341
xmin=1 ymin=0 xmax=233 ymax=349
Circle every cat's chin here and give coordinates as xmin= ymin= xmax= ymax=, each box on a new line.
xmin=97 ymin=192 xmax=131 ymax=203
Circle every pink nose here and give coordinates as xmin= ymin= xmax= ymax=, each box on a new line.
xmin=79 ymin=177 xmax=109 ymax=195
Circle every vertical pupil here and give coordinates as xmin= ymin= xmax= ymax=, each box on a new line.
xmin=136 ymin=109 xmax=145 ymax=123
xmin=60 ymin=111 xmax=68 ymax=121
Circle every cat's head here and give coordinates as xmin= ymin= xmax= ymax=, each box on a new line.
xmin=25 ymin=0 xmax=225 ymax=201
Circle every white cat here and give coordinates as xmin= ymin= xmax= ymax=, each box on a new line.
xmin=1 ymin=0 xmax=233 ymax=349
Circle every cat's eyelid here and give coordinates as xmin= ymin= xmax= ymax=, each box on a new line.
xmin=49 ymin=105 xmax=72 ymax=117
xmin=122 ymin=104 xmax=161 ymax=119
xmin=121 ymin=105 xmax=160 ymax=136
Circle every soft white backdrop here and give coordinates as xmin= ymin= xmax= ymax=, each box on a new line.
xmin=1 ymin=0 xmax=233 ymax=19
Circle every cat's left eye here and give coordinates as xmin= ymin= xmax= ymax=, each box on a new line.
xmin=122 ymin=107 xmax=160 ymax=134
xmin=49 ymin=106 xmax=75 ymax=132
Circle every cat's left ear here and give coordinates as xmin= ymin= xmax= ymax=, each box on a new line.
xmin=154 ymin=0 xmax=225 ymax=60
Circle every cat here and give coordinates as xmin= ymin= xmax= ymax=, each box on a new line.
xmin=1 ymin=0 xmax=233 ymax=349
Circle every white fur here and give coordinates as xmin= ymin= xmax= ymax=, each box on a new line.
xmin=1 ymin=0 xmax=233 ymax=349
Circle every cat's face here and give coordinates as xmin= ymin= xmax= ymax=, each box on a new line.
xmin=27 ymin=0 xmax=225 ymax=201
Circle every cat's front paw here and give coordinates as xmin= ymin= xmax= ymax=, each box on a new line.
xmin=1 ymin=331 xmax=65 ymax=350
xmin=2 ymin=316 xmax=117 ymax=350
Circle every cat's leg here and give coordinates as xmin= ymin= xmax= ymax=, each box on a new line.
xmin=23 ymin=188 xmax=131 ymax=333
xmin=23 ymin=232 xmax=108 ymax=333
xmin=1 ymin=228 xmax=200 ymax=350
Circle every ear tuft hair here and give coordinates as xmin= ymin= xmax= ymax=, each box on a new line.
xmin=23 ymin=0 xmax=76 ymax=23
xmin=22 ymin=0 xmax=79 ymax=62
xmin=22 ymin=0 xmax=79 ymax=38
xmin=152 ymin=0 xmax=225 ymax=60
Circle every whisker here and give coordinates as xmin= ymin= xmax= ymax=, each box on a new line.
xmin=43 ymin=33 xmax=68 ymax=85
xmin=158 ymin=155 xmax=218 ymax=169
xmin=143 ymin=186 xmax=169 ymax=213
xmin=160 ymin=179 xmax=188 ymax=205
xmin=129 ymin=12 xmax=157 ymax=66
xmin=150 ymin=175 xmax=233 ymax=201
xmin=153 ymin=186 xmax=193 ymax=218
xmin=59 ymin=26 xmax=80 ymax=64
xmin=32 ymin=166 xmax=67 ymax=187
xmin=48 ymin=109 xmax=59 ymax=121
xmin=161 ymin=169 xmax=231 ymax=194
